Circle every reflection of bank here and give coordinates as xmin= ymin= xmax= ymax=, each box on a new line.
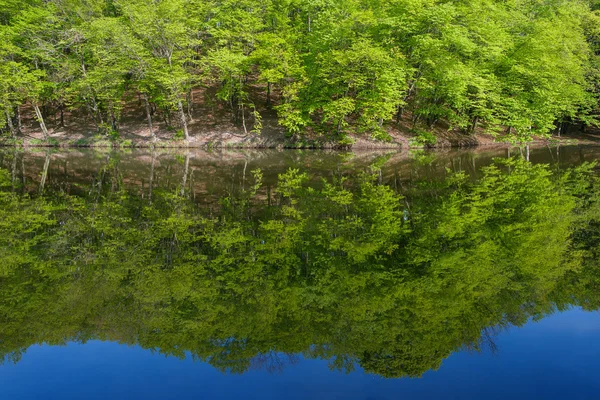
xmin=3 ymin=145 xmax=599 ymax=202
xmin=0 ymin=151 xmax=599 ymax=379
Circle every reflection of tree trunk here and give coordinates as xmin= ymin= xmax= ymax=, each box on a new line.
xmin=143 ymin=93 xmax=155 ymax=141
xmin=149 ymin=151 xmax=156 ymax=202
xmin=111 ymin=160 xmax=120 ymax=194
xmin=20 ymin=152 xmax=25 ymax=193
xmin=180 ymin=153 xmax=190 ymax=196
xmin=33 ymin=104 xmax=49 ymax=140
xmin=243 ymin=160 xmax=247 ymax=188
xmin=39 ymin=152 xmax=50 ymax=194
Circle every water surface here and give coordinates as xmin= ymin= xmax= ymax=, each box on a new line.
xmin=1 ymin=145 xmax=599 ymax=399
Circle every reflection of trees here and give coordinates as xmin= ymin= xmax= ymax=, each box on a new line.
xmin=0 ymin=159 xmax=599 ymax=378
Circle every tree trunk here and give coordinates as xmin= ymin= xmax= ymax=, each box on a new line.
xmin=5 ymin=109 xmax=16 ymax=138
xmin=266 ymin=82 xmax=271 ymax=107
xmin=163 ymin=107 xmax=171 ymax=127
xmin=110 ymin=106 xmax=118 ymax=133
xmin=143 ymin=93 xmax=155 ymax=141
xmin=33 ymin=104 xmax=49 ymax=140
xmin=85 ymin=102 xmax=99 ymax=129
xmin=177 ymin=100 xmax=189 ymax=140
xmin=15 ymin=106 xmax=22 ymax=133
xmin=396 ymin=105 xmax=403 ymax=123
xmin=469 ymin=116 xmax=479 ymax=135
xmin=59 ymin=103 xmax=65 ymax=128
xmin=241 ymin=102 xmax=248 ymax=134
xmin=91 ymin=96 xmax=103 ymax=126
xmin=186 ymin=90 xmax=194 ymax=122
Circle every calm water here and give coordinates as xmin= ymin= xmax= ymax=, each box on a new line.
xmin=1 ymin=145 xmax=599 ymax=399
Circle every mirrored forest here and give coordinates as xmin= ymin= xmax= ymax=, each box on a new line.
xmin=1 ymin=149 xmax=600 ymax=378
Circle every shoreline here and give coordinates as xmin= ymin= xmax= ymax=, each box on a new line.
xmin=0 ymin=133 xmax=592 ymax=151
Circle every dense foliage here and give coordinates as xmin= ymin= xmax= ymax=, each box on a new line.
xmin=1 ymin=0 xmax=600 ymax=143
xmin=1 ymin=153 xmax=599 ymax=378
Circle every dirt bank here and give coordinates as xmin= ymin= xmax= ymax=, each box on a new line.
xmin=2 ymin=100 xmax=599 ymax=150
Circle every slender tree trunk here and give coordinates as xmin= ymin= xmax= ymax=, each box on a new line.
xmin=110 ymin=106 xmax=118 ymax=133
xmin=241 ymin=102 xmax=248 ymax=134
xmin=91 ymin=96 xmax=103 ymax=126
xmin=186 ymin=90 xmax=194 ymax=122
xmin=15 ymin=106 xmax=22 ymax=133
xmin=143 ymin=93 xmax=155 ymax=141
xmin=469 ymin=116 xmax=479 ymax=135
xmin=85 ymin=102 xmax=99 ymax=129
xmin=39 ymin=152 xmax=50 ymax=194
xmin=33 ymin=104 xmax=49 ymax=140
xmin=163 ymin=107 xmax=171 ymax=127
xmin=5 ymin=109 xmax=16 ymax=138
xmin=266 ymin=82 xmax=271 ymax=107
xmin=177 ymin=100 xmax=189 ymax=140
xmin=59 ymin=103 xmax=65 ymax=128
xmin=180 ymin=153 xmax=190 ymax=196
xmin=396 ymin=105 xmax=403 ymax=123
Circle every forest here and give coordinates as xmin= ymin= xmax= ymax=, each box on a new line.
xmin=2 ymin=0 xmax=600 ymax=146
xmin=1 ymin=152 xmax=600 ymax=377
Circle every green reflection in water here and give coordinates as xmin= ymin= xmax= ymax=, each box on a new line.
xmin=0 ymin=155 xmax=599 ymax=378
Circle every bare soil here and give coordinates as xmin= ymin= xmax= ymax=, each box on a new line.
xmin=3 ymin=87 xmax=599 ymax=149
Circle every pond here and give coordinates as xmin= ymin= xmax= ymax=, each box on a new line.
xmin=1 ymin=145 xmax=600 ymax=399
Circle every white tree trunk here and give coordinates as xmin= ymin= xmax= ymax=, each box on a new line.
xmin=177 ymin=100 xmax=189 ymax=140
xmin=33 ymin=104 xmax=49 ymax=139
xmin=143 ymin=93 xmax=155 ymax=141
